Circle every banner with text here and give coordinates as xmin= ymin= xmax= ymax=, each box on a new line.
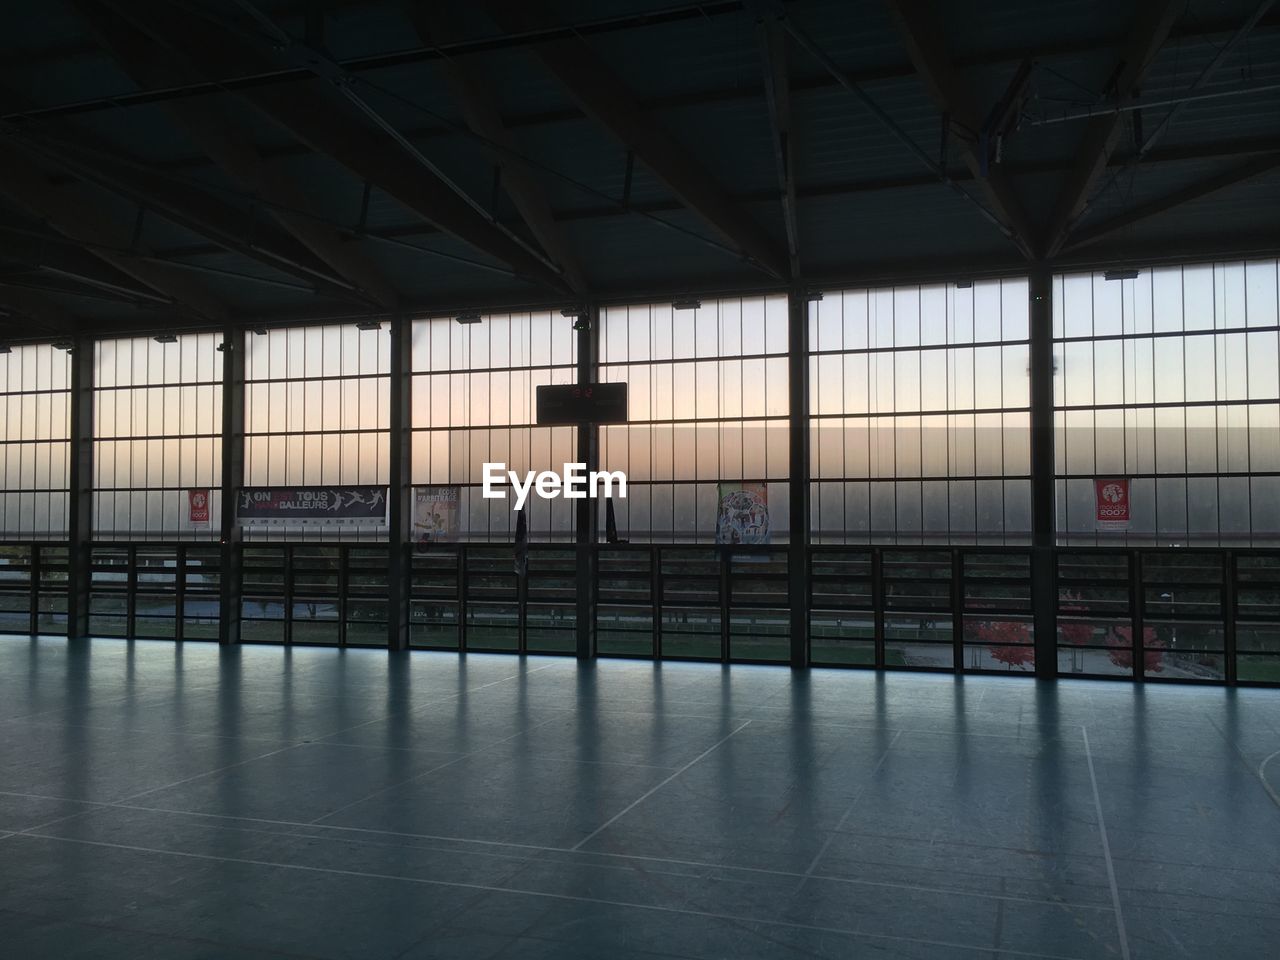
xmin=237 ymin=486 xmax=388 ymax=526
xmin=413 ymin=486 xmax=461 ymax=544
xmin=1095 ymin=478 xmax=1131 ymax=530
xmin=188 ymin=488 xmax=210 ymax=525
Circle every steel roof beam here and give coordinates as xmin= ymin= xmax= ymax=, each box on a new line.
xmin=100 ymin=0 xmax=571 ymax=294
xmin=754 ymin=6 xmax=800 ymax=279
xmin=149 ymin=132 xmax=1280 ymax=260
xmin=488 ymin=0 xmax=790 ymax=281
xmin=70 ymin=0 xmax=401 ymax=310
xmin=0 ymin=226 xmax=170 ymax=304
xmin=4 ymin=129 xmax=376 ymax=305
xmin=5 ymin=2 xmax=756 ymax=122
xmin=1043 ymin=0 xmax=1183 ymax=256
xmin=1088 ymin=0 xmax=1276 ymax=213
xmin=410 ymin=7 xmax=588 ymax=295
xmin=0 ymin=147 xmax=231 ymax=324
xmin=1061 ymin=153 xmax=1280 ymax=253
xmin=0 ymin=284 xmax=82 ymax=336
xmin=11 ymin=3 xmax=1275 ymax=126
xmin=882 ymin=0 xmax=1037 ymax=259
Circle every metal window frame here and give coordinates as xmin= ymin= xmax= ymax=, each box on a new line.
xmin=3 ymin=260 xmax=1280 ymax=688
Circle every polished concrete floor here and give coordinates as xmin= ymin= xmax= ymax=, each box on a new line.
xmin=0 ymin=638 xmax=1277 ymax=959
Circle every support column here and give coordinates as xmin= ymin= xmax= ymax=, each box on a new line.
xmin=388 ymin=316 xmax=412 ymax=651
xmin=66 ymin=338 xmax=94 ymax=640
xmin=218 ymin=327 xmax=245 ymax=645
xmin=788 ymin=287 xmax=810 ymax=669
xmin=575 ymin=306 xmax=599 ymax=660
xmin=1029 ymin=266 xmax=1056 ymax=679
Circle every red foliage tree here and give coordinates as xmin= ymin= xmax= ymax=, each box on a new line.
xmin=1059 ymin=620 xmax=1094 ymax=645
xmin=1058 ymin=591 xmax=1095 ymax=646
xmin=974 ymin=619 xmax=1034 ymax=670
xmin=1106 ymin=624 xmax=1164 ymax=673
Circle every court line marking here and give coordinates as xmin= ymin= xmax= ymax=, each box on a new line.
xmin=15 ymin=831 xmax=1093 ymax=960
xmin=0 ymin=682 xmax=225 ymax=726
xmin=15 ymin=743 xmax=308 ymax=836
xmin=546 ymin=704 xmax=1087 ymax=739
xmin=0 ymin=903 xmax=336 ymax=960
xmin=571 ymin=719 xmax=753 ymax=851
xmin=802 ymin=728 xmax=904 ymax=877
xmin=1 ymin=793 xmax=1119 ymax=912
xmin=12 ymin=716 xmax=298 ymax=746
xmin=1205 ymin=715 xmax=1280 ymax=815
xmin=5 ymin=659 xmax=567 ymax=835
xmin=309 ymin=712 xmax=572 ymax=825
xmin=0 ymin=652 xmax=559 ymax=739
xmin=0 ymin=702 xmax=1110 ymax=745
xmin=1259 ymin=749 xmax=1280 ymax=810
xmin=1082 ymin=727 xmax=1130 ymax=960
xmin=117 ymin=745 xmax=304 ymax=805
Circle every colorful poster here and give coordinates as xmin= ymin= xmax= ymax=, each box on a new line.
xmin=1095 ymin=478 xmax=1130 ymax=530
xmin=715 ymin=482 xmax=771 ymax=544
xmin=188 ymin=488 xmax=210 ymax=525
xmin=412 ymin=486 xmax=460 ymax=544
xmin=236 ymin=486 xmax=387 ymax=525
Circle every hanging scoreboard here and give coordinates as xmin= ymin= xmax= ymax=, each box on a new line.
xmin=536 ymin=383 xmax=628 ymax=424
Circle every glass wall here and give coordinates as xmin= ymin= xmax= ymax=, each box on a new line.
xmin=809 ymin=278 xmax=1031 ymax=544
xmin=409 ymin=310 xmax=577 ymax=541
xmin=0 ymin=343 xmax=71 ymax=538
xmin=1054 ymin=260 xmax=1280 ymax=545
xmin=93 ymin=334 xmax=222 ymax=538
xmin=0 ymin=268 xmax=1275 ymax=683
xmin=0 ymin=343 xmax=71 ymax=635
xmin=598 ymin=295 xmax=790 ymax=542
xmin=244 ymin=323 xmax=389 ymax=540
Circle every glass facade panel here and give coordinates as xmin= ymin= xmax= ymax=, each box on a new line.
xmin=93 ymin=334 xmax=222 ymax=538
xmin=0 ymin=263 xmax=1274 ymax=683
xmin=244 ymin=324 xmax=389 ymax=540
xmin=410 ymin=311 xmax=577 ymax=541
xmin=598 ymin=295 xmax=790 ymax=542
xmin=1054 ymin=260 xmax=1280 ymax=545
xmin=809 ymin=278 xmax=1031 ymax=544
xmin=0 ymin=343 xmax=71 ymax=537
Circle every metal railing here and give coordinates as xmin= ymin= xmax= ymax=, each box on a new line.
xmin=2 ymin=540 xmax=1277 ymax=686
xmin=0 ymin=542 xmax=69 ymax=636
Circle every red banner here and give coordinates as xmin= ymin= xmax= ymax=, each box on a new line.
xmin=188 ymin=488 xmax=210 ymax=524
xmin=1095 ymin=478 xmax=1130 ymax=530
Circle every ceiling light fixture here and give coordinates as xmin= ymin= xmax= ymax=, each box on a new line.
xmin=1104 ymin=269 xmax=1139 ymax=281
xmin=455 ymin=311 xmax=482 ymax=325
xmin=672 ymin=297 xmax=701 ymax=311
xmin=356 ymin=320 xmax=382 ymax=331
xmin=154 ymin=334 xmax=178 ymax=344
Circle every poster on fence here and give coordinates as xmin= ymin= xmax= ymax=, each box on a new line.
xmin=188 ymin=489 xmax=210 ymax=525
xmin=236 ymin=487 xmax=387 ymax=525
xmin=715 ymin=482 xmax=771 ymax=545
xmin=412 ymin=486 xmax=461 ymax=544
xmin=1095 ymin=478 xmax=1130 ymax=531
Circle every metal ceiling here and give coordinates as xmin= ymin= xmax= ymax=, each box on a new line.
xmin=0 ymin=0 xmax=1276 ymax=340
